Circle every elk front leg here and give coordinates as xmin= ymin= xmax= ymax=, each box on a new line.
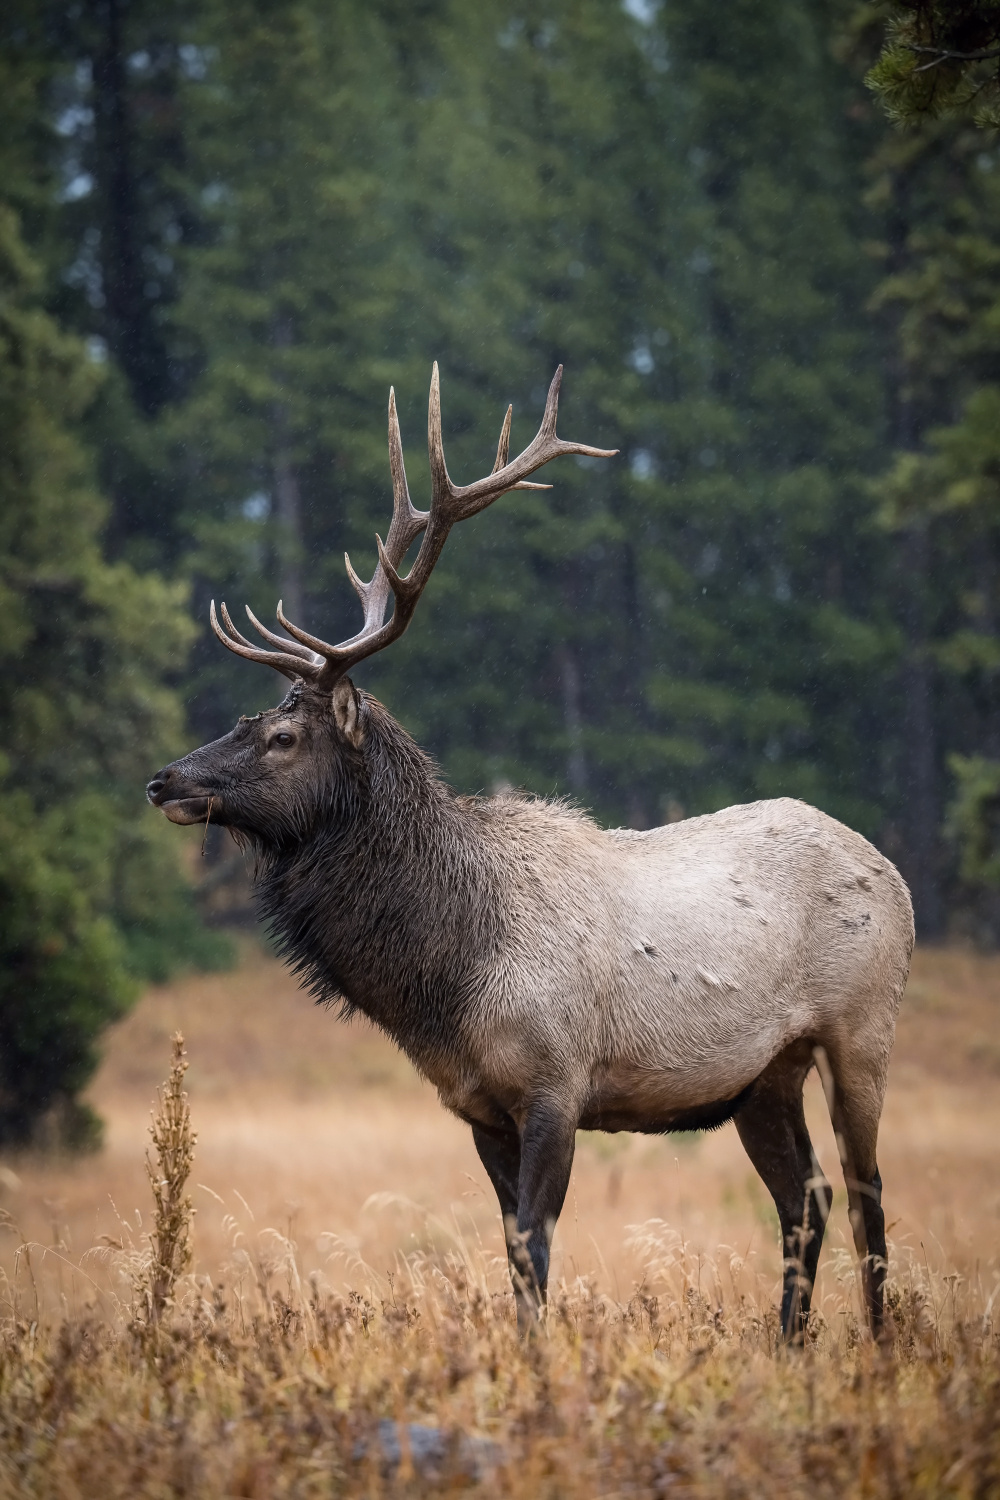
xmin=472 ymin=1105 xmax=576 ymax=1333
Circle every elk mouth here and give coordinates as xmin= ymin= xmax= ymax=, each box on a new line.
xmin=158 ymin=795 xmax=213 ymax=825
xmin=147 ymin=773 xmax=217 ymax=825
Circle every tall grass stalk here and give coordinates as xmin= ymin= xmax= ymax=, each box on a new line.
xmin=140 ymin=1032 xmax=195 ymax=1324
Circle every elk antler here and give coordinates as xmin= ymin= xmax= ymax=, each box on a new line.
xmin=211 ymin=364 xmax=617 ymax=688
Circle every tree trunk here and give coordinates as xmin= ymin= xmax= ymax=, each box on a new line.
xmin=89 ymin=0 xmax=164 ymax=415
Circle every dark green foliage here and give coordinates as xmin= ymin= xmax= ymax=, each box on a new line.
xmin=0 ymin=187 xmax=231 ymax=1148
xmin=947 ymin=753 xmax=1000 ymax=887
xmin=857 ymin=10 xmax=1000 ymax=926
xmin=0 ymin=787 xmax=130 ymax=1148
xmin=867 ymin=1 xmax=1000 ymax=127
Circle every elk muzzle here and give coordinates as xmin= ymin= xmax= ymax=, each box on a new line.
xmin=147 ymin=765 xmax=215 ymax=825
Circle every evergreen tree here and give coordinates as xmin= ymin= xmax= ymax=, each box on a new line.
xmin=869 ymin=128 xmax=1000 ymax=932
xmin=868 ymin=0 xmax=1000 ymax=126
xmin=841 ymin=2 xmax=1000 ymax=931
xmin=0 ymin=24 xmax=230 ymax=1145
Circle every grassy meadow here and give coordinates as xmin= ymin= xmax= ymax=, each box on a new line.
xmin=1 ymin=942 xmax=999 ymax=1496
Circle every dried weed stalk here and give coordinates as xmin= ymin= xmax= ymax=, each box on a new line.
xmin=140 ymin=1032 xmax=195 ymax=1324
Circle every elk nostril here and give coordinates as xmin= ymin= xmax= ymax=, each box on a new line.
xmin=146 ymin=776 xmax=169 ymax=803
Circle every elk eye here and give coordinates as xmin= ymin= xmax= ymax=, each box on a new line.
xmin=273 ymin=732 xmax=295 ymax=749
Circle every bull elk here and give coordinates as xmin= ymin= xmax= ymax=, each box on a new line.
xmin=148 ymin=366 xmax=913 ymax=1340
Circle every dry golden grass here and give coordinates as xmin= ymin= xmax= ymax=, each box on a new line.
xmin=1 ymin=941 xmax=999 ymax=1496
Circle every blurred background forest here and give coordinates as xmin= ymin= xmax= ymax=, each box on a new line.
xmin=3 ymin=0 xmax=1000 ymax=1145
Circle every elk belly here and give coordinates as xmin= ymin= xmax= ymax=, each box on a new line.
xmin=581 ymin=1021 xmax=783 ymax=1133
xmin=579 ymin=1062 xmax=762 ymax=1135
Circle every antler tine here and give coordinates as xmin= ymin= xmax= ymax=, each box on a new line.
xmin=243 ymin=604 xmax=320 ymax=663
xmin=492 ymin=404 xmax=550 ymax=492
xmin=427 ymin=361 xmax=450 ymax=509
xmin=389 ymin=387 xmax=426 ymax=529
xmin=219 ymin=600 xmax=262 ymax=652
xmin=340 ymin=384 xmax=430 ymax=638
xmin=275 ymin=598 xmax=347 ymax=657
xmin=210 ymin=601 xmax=305 ymax=681
xmin=493 ymin=405 xmax=512 ymax=474
xmin=352 ymin=386 xmax=429 ymax=632
xmin=540 ymin=361 xmax=563 ymax=438
xmin=344 ymin=551 xmax=369 ymax=608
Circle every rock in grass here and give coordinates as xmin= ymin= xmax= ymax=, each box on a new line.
xmin=354 ymin=1419 xmax=502 ymax=1480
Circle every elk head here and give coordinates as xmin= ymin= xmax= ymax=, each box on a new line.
xmin=146 ymin=364 xmax=616 ymax=844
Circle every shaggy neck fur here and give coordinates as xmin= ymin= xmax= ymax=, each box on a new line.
xmin=252 ymin=695 xmax=503 ymax=1072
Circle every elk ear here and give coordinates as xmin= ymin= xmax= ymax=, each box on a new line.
xmin=331 ymin=676 xmax=363 ymax=747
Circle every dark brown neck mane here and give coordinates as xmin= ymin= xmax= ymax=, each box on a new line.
xmin=254 ymin=695 xmax=502 ymax=1070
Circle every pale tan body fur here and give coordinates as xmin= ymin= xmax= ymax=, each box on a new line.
xmin=434 ymin=796 xmax=912 ymax=1144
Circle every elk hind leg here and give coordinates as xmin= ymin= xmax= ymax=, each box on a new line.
xmin=813 ymin=1045 xmax=888 ymax=1342
xmin=734 ymin=1044 xmax=833 ymax=1344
